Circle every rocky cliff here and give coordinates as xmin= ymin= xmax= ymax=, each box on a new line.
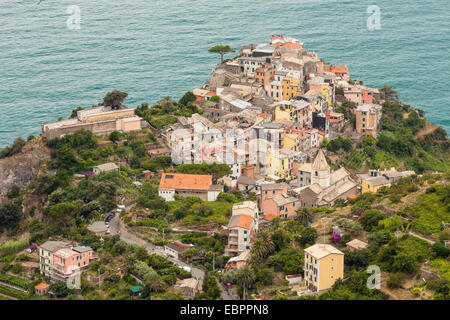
xmin=0 ymin=137 xmax=51 ymax=195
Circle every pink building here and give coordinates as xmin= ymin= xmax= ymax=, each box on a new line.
xmin=52 ymin=246 xmax=94 ymax=281
xmin=344 ymin=85 xmax=375 ymax=105
xmin=259 ymin=183 xmax=288 ymax=218
xmin=268 ymin=81 xmax=283 ymax=101
xmin=325 ymin=66 xmax=349 ymax=81
xmin=326 ymin=109 xmax=344 ymax=128
xmin=259 ymin=183 xmax=299 ymax=220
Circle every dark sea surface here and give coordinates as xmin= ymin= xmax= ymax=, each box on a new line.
xmin=0 ymin=0 xmax=449 ymax=147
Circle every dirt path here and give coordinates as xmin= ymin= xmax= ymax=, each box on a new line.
xmin=415 ymin=121 xmax=437 ymax=139
xmin=380 ymin=272 xmax=417 ymax=300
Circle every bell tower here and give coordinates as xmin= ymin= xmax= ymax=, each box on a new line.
xmin=311 ymin=149 xmax=330 ymax=188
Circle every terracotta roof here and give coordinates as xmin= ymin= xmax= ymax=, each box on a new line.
xmin=264 ymin=214 xmax=277 ymax=221
xmin=35 ymin=283 xmax=49 ymax=290
xmin=228 ymin=214 xmax=254 ymax=230
xmin=325 ymin=66 xmax=348 ymax=73
xmin=159 ymin=173 xmax=212 ymax=191
xmin=347 ymin=194 xmax=358 ymax=200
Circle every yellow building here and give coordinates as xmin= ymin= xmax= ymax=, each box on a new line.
xmin=360 ymin=175 xmax=390 ymax=194
xmin=267 ymin=148 xmax=296 ymax=180
xmin=282 ymin=77 xmax=300 ymax=100
xmin=304 ymin=244 xmax=344 ymax=293
xmin=283 ymin=134 xmax=300 ymax=151
xmin=273 ymin=100 xmax=310 ymax=124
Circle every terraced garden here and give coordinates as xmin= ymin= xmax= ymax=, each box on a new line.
xmin=0 ymin=273 xmax=31 ymax=300
xmin=0 ymin=284 xmax=27 ymax=300
xmin=0 ymin=273 xmax=31 ymax=290
xmin=345 ymin=150 xmax=368 ymax=170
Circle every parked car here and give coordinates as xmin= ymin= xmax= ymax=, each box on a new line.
xmin=182 ymin=266 xmax=191 ymax=273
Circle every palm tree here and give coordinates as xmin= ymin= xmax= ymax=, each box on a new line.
xmin=236 ymin=266 xmax=255 ymax=300
xmin=251 ymin=231 xmax=275 ymax=260
xmin=296 ymin=207 xmax=313 ymax=225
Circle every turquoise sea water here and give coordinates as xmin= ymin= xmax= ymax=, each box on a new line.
xmin=0 ymin=0 xmax=449 ymax=148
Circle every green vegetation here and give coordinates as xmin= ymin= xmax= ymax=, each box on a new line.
xmin=0 ymin=237 xmax=29 ymax=255
xmin=0 ymin=137 xmax=26 ymax=159
xmin=103 ymin=90 xmax=128 ymax=109
xmin=0 ymin=284 xmax=27 ymax=299
xmin=0 ymin=273 xmax=31 ymax=290
xmin=208 ymin=45 xmax=235 ymax=64
xmin=405 ymin=184 xmax=449 ymax=235
xmin=174 ymin=163 xmax=232 ymax=180
xmin=344 ymin=150 xmax=368 ymax=170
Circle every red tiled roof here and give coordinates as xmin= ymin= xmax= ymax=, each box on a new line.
xmin=159 ymin=173 xmax=212 ymax=191
xmin=35 ymin=283 xmax=49 ymax=290
xmin=325 ymin=66 xmax=348 ymax=73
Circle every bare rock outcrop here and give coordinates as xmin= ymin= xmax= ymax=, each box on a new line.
xmin=0 ymin=138 xmax=51 ymax=195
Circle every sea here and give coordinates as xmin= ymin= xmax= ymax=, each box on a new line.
xmin=0 ymin=0 xmax=449 ymax=148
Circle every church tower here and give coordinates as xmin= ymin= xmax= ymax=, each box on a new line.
xmin=311 ymin=149 xmax=330 ymax=188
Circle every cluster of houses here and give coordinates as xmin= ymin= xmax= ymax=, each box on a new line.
xmin=35 ymin=35 xmax=420 ymax=297
xmin=151 ymin=35 xmax=419 ymax=295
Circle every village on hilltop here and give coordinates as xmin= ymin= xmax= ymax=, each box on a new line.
xmin=0 ymin=35 xmax=448 ymax=301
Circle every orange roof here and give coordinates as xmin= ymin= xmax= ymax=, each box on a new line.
xmin=259 ymin=113 xmax=267 ymax=118
xmin=159 ymin=173 xmax=212 ymax=191
xmin=264 ymin=214 xmax=276 ymax=221
xmin=325 ymin=66 xmax=348 ymax=73
xmin=347 ymin=194 xmax=358 ymax=199
xmin=35 ymin=282 xmax=49 ymax=290
xmin=237 ymin=215 xmax=254 ymax=230
xmin=206 ymin=91 xmax=216 ymax=97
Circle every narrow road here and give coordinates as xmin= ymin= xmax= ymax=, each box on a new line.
xmin=216 ymin=277 xmax=239 ymax=300
xmin=109 ymin=214 xmax=205 ymax=283
xmin=395 ymin=230 xmax=436 ymax=245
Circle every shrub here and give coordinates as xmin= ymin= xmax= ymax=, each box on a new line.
xmin=387 ymin=272 xmax=406 ymax=288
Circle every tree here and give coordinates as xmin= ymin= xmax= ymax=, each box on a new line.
xmin=208 ymin=45 xmax=235 ymax=64
xmin=202 ymin=272 xmax=221 ymax=299
xmin=0 ymin=200 xmax=22 ymax=230
xmin=387 ymin=272 xmax=405 ymax=289
xmin=179 ymin=91 xmax=196 ymax=106
xmin=103 ymin=90 xmax=128 ymax=109
xmin=48 ymin=202 xmax=78 ymax=227
xmin=70 ymin=106 xmax=83 ymax=118
xmin=296 ymin=207 xmax=313 ymax=225
xmin=50 ymin=281 xmax=71 ymax=297
xmin=109 ymin=130 xmax=120 ymax=142
xmin=6 ymin=185 xmax=20 ymax=199
xmin=251 ymin=231 xmax=275 ymax=261
xmin=298 ymin=227 xmax=318 ymax=246
xmin=0 ymin=137 xmax=26 ymax=159
xmin=236 ymin=266 xmax=256 ymax=300
xmin=360 ymin=209 xmax=386 ymax=231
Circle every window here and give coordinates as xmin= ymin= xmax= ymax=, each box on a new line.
xmin=244 ymin=230 xmax=247 ymax=234
xmin=315 ymin=171 xmax=318 ymax=176
xmin=244 ymin=238 xmax=247 ymax=242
